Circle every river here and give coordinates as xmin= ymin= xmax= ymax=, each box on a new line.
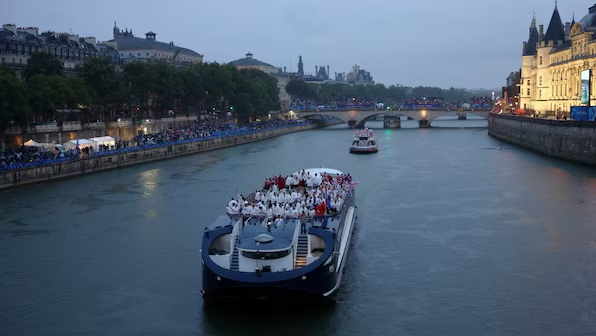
xmin=2 ymin=119 xmax=596 ymax=336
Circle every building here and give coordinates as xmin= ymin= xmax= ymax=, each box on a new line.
xmin=502 ymin=70 xmax=521 ymax=104
xmin=228 ymin=52 xmax=279 ymax=75
xmin=228 ymin=52 xmax=291 ymax=104
xmin=109 ymin=22 xmax=203 ymax=65
xmin=337 ymin=64 xmax=374 ymax=85
xmin=519 ymin=3 xmax=595 ymax=115
xmin=0 ymin=23 xmax=120 ymax=74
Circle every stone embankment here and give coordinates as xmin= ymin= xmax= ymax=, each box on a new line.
xmin=0 ymin=122 xmax=335 ymax=190
xmin=488 ymin=113 xmax=596 ymax=165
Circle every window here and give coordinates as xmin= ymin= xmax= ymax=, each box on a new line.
xmin=539 ymin=56 xmax=542 ymax=65
xmin=527 ymin=80 xmax=530 ymax=85
xmin=539 ymin=89 xmax=542 ymax=99
xmin=539 ymin=76 xmax=542 ymax=86
xmin=527 ymin=88 xmax=530 ymax=96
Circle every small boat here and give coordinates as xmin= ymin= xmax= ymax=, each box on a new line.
xmin=201 ymin=168 xmax=358 ymax=303
xmin=350 ymin=128 xmax=378 ymax=154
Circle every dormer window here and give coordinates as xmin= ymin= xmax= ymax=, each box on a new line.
xmin=539 ymin=56 xmax=542 ymax=65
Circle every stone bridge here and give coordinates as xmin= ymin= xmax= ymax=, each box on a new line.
xmin=294 ymin=109 xmax=492 ymax=128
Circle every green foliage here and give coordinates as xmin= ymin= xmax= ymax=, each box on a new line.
xmin=0 ymin=71 xmax=30 ymax=134
xmin=22 ymin=51 xmax=64 ymax=81
xmin=286 ymin=78 xmax=478 ymax=104
xmin=0 ymin=53 xmax=283 ymax=131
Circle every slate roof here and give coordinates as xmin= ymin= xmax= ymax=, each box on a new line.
xmin=543 ymin=6 xmax=566 ymax=42
xmin=109 ymin=36 xmax=202 ymax=57
xmin=0 ymin=28 xmax=117 ymax=54
xmin=550 ymin=39 xmax=572 ymax=54
xmin=229 ymin=53 xmax=276 ymax=68
xmin=580 ymin=5 xmax=596 ymax=28
xmin=523 ymin=26 xmax=539 ymax=56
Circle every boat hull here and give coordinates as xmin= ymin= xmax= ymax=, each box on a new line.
xmin=349 ymin=146 xmax=378 ymax=154
xmin=202 ymin=263 xmax=339 ymax=303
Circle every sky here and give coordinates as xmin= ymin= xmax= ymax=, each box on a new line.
xmin=2 ymin=0 xmax=592 ymax=90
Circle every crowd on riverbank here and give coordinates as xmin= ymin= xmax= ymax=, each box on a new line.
xmin=0 ymin=118 xmax=317 ymax=171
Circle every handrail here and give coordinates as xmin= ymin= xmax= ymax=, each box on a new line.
xmin=0 ymin=122 xmax=313 ymax=172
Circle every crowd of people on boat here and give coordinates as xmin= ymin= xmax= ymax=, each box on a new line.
xmin=226 ymin=170 xmax=356 ymax=221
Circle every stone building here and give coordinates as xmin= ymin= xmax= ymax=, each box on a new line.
xmin=0 ymin=23 xmax=120 ymax=75
xmin=109 ymin=22 xmax=203 ymax=65
xmin=519 ymin=3 xmax=596 ymax=114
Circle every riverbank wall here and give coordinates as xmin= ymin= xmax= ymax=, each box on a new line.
xmin=0 ymin=122 xmax=335 ymax=190
xmin=488 ymin=113 xmax=596 ymax=165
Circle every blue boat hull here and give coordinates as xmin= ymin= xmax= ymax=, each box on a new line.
xmin=202 ymin=263 xmax=339 ymax=302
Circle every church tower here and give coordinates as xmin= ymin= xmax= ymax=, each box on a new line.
xmin=297 ymin=55 xmax=304 ymax=76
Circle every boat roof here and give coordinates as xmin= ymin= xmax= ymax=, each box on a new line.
xmin=238 ymin=217 xmax=299 ymax=251
xmin=295 ymin=168 xmax=344 ymax=176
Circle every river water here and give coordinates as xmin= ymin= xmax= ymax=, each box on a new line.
xmin=2 ymin=118 xmax=596 ymax=336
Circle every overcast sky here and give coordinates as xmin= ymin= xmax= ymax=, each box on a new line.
xmin=2 ymin=0 xmax=591 ymax=90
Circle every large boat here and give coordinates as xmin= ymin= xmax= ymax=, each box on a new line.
xmin=350 ymin=128 xmax=378 ymax=154
xmin=201 ymin=168 xmax=358 ymax=303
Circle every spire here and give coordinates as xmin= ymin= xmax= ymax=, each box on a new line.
xmin=571 ymin=12 xmax=575 ymax=26
xmin=543 ymin=2 xmax=565 ymax=42
xmin=530 ymin=11 xmax=536 ymax=29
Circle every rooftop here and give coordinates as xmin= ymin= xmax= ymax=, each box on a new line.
xmin=229 ymin=52 xmax=276 ymax=68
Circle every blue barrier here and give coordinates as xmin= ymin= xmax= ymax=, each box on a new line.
xmin=0 ymin=122 xmax=314 ymax=172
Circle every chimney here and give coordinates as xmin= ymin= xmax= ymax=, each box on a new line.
xmin=315 ymin=66 xmax=318 ymax=75
xmin=18 ymin=27 xmax=39 ymax=38
xmin=523 ymin=41 xmax=527 ymax=51
xmin=539 ymin=24 xmax=544 ymax=37
xmin=2 ymin=24 xmax=16 ymax=34
xmin=84 ymin=37 xmax=97 ymax=45
xmin=327 ymin=65 xmax=330 ymax=78
xmin=565 ymin=22 xmax=571 ymax=35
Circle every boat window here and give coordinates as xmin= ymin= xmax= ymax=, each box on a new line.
xmin=241 ymin=249 xmax=291 ymax=260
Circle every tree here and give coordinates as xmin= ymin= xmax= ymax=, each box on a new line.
xmin=0 ymin=71 xmax=30 ymax=136
xmin=78 ymin=57 xmax=122 ymax=120
xmin=22 ymin=51 xmax=64 ymax=81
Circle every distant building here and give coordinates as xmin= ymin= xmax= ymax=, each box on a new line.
xmin=228 ymin=52 xmax=279 ymax=75
xmin=109 ymin=22 xmax=203 ymax=65
xmin=519 ymin=3 xmax=593 ymax=114
xmin=502 ymin=70 xmax=521 ymax=104
xmin=0 ymin=23 xmax=120 ymax=75
xmin=343 ymin=64 xmax=374 ymax=85
xmin=228 ymin=52 xmax=290 ymax=104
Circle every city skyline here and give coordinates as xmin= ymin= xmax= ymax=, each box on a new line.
xmin=1 ymin=0 xmax=590 ymax=89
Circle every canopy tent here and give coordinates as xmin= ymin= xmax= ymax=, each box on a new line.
xmin=89 ymin=136 xmax=116 ymax=148
xmin=24 ymin=139 xmax=42 ymax=147
xmin=63 ymin=139 xmax=92 ymax=150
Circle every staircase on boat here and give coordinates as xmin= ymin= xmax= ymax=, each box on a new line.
xmin=230 ymin=235 xmax=240 ymax=270
xmin=295 ymin=234 xmax=308 ymax=269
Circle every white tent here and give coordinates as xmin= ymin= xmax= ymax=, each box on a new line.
xmin=89 ymin=136 xmax=116 ymax=148
xmin=63 ymin=139 xmax=92 ymax=150
xmin=24 ymin=139 xmax=42 ymax=147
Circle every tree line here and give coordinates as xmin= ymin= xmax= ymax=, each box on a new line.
xmin=0 ymin=52 xmax=281 ymax=135
xmin=285 ymin=78 xmax=489 ymax=104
